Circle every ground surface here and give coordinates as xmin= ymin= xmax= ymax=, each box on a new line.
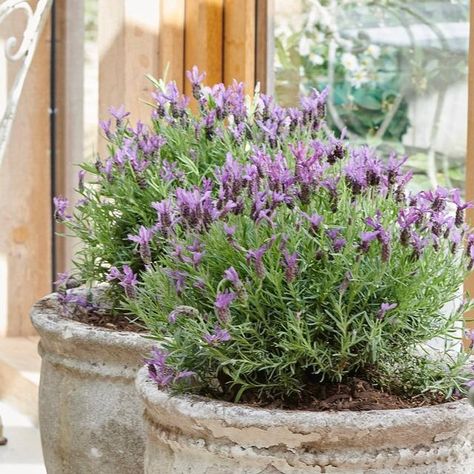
xmin=0 ymin=401 xmax=45 ymax=473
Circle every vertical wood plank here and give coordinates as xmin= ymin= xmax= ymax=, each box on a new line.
xmin=159 ymin=0 xmax=185 ymax=90
xmin=223 ymin=0 xmax=255 ymax=89
xmin=464 ymin=4 xmax=474 ymax=334
xmin=184 ymin=0 xmax=224 ymax=96
xmin=55 ymin=0 xmax=85 ymax=274
xmin=255 ymin=0 xmax=274 ymax=94
xmin=98 ymin=0 xmax=160 ymax=126
xmin=0 ymin=9 xmax=51 ymax=336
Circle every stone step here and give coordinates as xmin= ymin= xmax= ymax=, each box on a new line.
xmin=0 ymin=337 xmax=40 ymax=426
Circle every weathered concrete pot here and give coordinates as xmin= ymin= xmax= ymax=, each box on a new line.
xmin=31 ymin=290 xmax=154 ymax=474
xmin=136 ymin=367 xmax=474 ymax=474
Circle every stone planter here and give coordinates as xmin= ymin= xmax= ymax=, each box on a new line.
xmin=136 ymin=367 xmax=474 ymax=474
xmin=31 ymin=290 xmax=153 ymax=474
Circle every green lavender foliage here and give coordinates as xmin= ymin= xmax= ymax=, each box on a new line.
xmin=127 ymin=151 xmax=472 ymax=400
xmin=57 ymin=71 xmax=474 ymax=402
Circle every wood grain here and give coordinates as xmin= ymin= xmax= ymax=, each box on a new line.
xmin=159 ymin=0 xmax=185 ymax=90
xmin=54 ymin=0 xmax=85 ymax=274
xmin=465 ymin=4 xmax=474 ymax=334
xmin=255 ymin=0 xmax=274 ymax=93
xmin=224 ymin=0 xmax=256 ymax=90
xmin=98 ymin=0 xmax=160 ymax=128
xmin=0 ymin=7 xmax=52 ymax=336
xmin=184 ymin=0 xmax=224 ymax=97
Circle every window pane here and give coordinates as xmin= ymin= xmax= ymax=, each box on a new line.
xmin=271 ymin=0 xmax=469 ymax=192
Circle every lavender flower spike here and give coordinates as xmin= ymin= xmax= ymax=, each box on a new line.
xmin=359 ymin=231 xmax=379 ymax=253
xmin=108 ymin=104 xmax=130 ymax=123
xmin=302 ymin=212 xmax=323 ymax=235
xmin=377 ymin=302 xmax=397 ymax=320
xmin=282 ymin=250 xmax=298 ymax=283
xmin=186 ymin=66 xmax=206 ymax=99
xmin=128 ymin=225 xmax=154 ymax=264
xmin=53 ymin=196 xmax=71 ymax=221
xmin=451 ymin=189 xmax=474 ymax=227
xmin=203 ymin=326 xmax=231 ymax=346
xmin=223 ymin=267 xmax=241 ymax=288
xmin=119 ymin=265 xmax=138 ymax=298
xmin=214 ymin=290 xmax=236 ymax=322
xmin=146 ymin=347 xmax=175 ymax=387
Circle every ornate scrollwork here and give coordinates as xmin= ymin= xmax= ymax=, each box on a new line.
xmin=0 ymin=0 xmax=52 ymax=164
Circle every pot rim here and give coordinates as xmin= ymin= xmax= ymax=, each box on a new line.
xmin=136 ymin=366 xmax=473 ymax=429
xmin=30 ymin=288 xmax=151 ymax=348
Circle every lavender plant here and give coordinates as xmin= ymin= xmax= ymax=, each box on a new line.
xmin=54 ymin=69 xmax=265 ymax=303
xmin=55 ymin=67 xmax=474 ymax=403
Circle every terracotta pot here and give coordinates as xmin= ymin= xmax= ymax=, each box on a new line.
xmin=31 ymin=289 xmax=153 ymax=474
xmin=136 ymin=367 xmax=474 ymax=474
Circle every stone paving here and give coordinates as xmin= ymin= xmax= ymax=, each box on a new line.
xmin=0 ymin=401 xmax=45 ymax=473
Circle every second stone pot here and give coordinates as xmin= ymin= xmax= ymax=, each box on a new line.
xmin=31 ymin=289 xmax=153 ymax=474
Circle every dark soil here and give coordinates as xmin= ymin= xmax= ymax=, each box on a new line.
xmin=70 ymin=309 xmax=147 ymax=333
xmin=240 ymin=378 xmax=449 ymax=411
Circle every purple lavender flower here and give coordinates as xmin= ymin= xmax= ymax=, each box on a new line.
xmin=128 ymin=226 xmax=154 ymax=264
xmin=146 ymin=348 xmax=176 ymax=387
xmin=300 ymin=87 xmax=328 ymax=129
xmin=326 ymin=228 xmax=346 ymax=253
xmin=223 ymin=267 xmax=241 ymax=288
xmin=467 ymin=233 xmax=474 ymax=255
xmin=282 ymin=250 xmax=298 ymax=283
xmin=152 ymin=199 xmax=175 ymax=235
xmin=465 ymin=329 xmax=474 ymax=349
xmin=186 ymin=66 xmax=206 ymax=98
xmin=160 ymin=160 xmax=183 ymax=182
xmin=419 ymin=187 xmax=449 ymax=212
xmin=191 ymin=251 xmax=204 ymax=266
xmin=78 ymin=170 xmax=86 ymax=192
xmin=175 ymin=187 xmax=217 ymax=230
xmin=108 ymin=105 xmax=130 ymax=123
xmin=410 ymin=232 xmax=429 ymax=260
xmin=468 ymin=245 xmax=474 ymax=271
xmin=384 ymin=153 xmax=411 ymax=187
xmin=246 ymin=240 xmax=273 ymax=278
xmin=203 ymin=326 xmax=231 ymax=346
xmin=430 ymin=212 xmax=454 ymax=238
xmin=54 ymin=272 xmax=70 ymax=289
xmin=53 ymin=196 xmax=71 ymax=221
xmin=377 ymin=302 xmax=397 ymax=320
xmin=167 ymin=270 xmax=187 ymax=295
xmin=344 ymin=147 xmax=383 ymax=194
xmin=106 ymin=266 xmax=122 ymax=282
xmin=119 ymin=265 xmax=138 ymax=298
xmin=302 ymin=212 xmax=323 ymax=235
xmin=57 ymin=291 xmax=80 ymax=315
xmin=214 ymin=290 xmax=236 ymax=322
xmin=168 ymin=306 xmax=199 ymax=324
xmin=451 ymin=189 xmax=473 ymax=227
xmin=257 ymin=119 xmax=279 ymax=147
xmin=359 ymin=231 xmax=379 ymax=253
xmin=99 ymin=119 xmax=112 ymax=139
xmin=365 ymin=212 xmax=391 ymax=262
xmin=398 ymin=208 xmax=420 ymax=245
xmin=326 ymin=136 xmax=346 ymax=165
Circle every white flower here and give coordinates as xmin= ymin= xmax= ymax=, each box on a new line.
xmin=350 ymin=68 xmax=369 ymax=88
xmin=298 ymin=36 xmax=312 ymax=56
xmin=341 ymin=53 xmax=359 ymax=72
xmin=275 ymin=22 xmax=292 ymax=39
xmin=366 ymin=44 xmax=381 ymax=59
xmin=309 ymin=53 xmax=325 ymax=66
